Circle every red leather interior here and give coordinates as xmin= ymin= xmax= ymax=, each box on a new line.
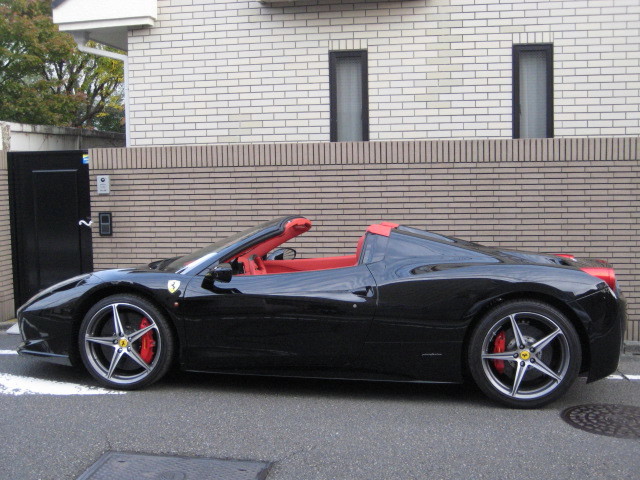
xmin=235 ymin=220 xmax=397 ymax=276
xmin=366 ymin=222 xmax=398 ymax=237
xmin=242 ymin=218 xmax=311 ymax=259
xmin=263 ymin=255 xmax=357 ymax=274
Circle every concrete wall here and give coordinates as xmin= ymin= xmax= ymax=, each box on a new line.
xmin=0 ymin=122 xmax=124 ymax=151
xmin=127 ymin=0 xmax=640 ymax=145
xmin=0 ymin=150 xmax=14 ymax=322
xmin=88 ymin=137 xmax=640 ymax=341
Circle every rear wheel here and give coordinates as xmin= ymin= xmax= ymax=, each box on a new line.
xmin=468 ymin=300 xmax=581 ymax=408
xmin=78 ymin=294 xmax=174 ymax=389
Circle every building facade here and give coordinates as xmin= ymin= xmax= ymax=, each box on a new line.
xmin=54 ymin=0 xmax=640 ymax=146
xmin=25 ymin=1 xmax=637 ymax=344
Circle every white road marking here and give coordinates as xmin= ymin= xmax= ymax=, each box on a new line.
xmin=0 ymin=373 xmax=125 ymax=396
xmin=0 ymin=350 xmax=636 ymax=394
xmin=607 ymin=374 xmax=640 ymax=381
xmin=6 ymin=324 xmax=20 ymax=335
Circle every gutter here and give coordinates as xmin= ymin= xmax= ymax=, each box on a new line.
xmin=72 ymin=32 xmax=130 ymax=147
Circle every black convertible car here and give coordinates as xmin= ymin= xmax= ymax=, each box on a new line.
xmin=17 ymin=216 xmax=625 ymax=407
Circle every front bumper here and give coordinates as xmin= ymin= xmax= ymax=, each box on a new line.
xmin=17 ymin=312 xmax=76 ymax=366
xmin=15 ymin=274 xmax=97 ymax=367
xmin=17 ymin=344 xmax=73 ymax=366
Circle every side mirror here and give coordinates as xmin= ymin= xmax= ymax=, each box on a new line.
xmin=202 ymin=263 xmax=233 ymax=290
xmin=211 ymin=263 xmax=233 ymax=283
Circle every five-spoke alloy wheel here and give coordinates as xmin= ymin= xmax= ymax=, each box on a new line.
xmin=468 ymin=300 xmax=581 ymax=408
xmin=79 ymin=294 xmax=174 ymax=389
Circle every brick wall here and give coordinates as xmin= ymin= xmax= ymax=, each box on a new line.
xmin=127 ymin=0 xmax=640 ymax=145
xmin=89 ymin=137 xmax=640 ymax=341
xmin=0 ymin=150 xmax=14 ymax=321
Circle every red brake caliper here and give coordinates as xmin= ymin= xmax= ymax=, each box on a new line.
xmin=138 ymin=317 xmax=156 ymax=364
xmin=492 ymin=330 xmax=506 ymax=374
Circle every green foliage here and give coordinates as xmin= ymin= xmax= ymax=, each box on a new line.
xmin=0 ymin=0 xmax=124 ymax=132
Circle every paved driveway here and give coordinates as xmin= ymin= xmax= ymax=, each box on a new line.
xmin=1 ymin=332 xmax=639 ymax=480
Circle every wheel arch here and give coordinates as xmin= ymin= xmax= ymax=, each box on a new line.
xmin=69 ymin=284 xmax=181 ymax=366
xmin=461 ymin=291 xmax=590 ymax=378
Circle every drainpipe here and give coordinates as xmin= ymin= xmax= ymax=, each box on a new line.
xmin=72 ymin=32 xmax=130 ymax=147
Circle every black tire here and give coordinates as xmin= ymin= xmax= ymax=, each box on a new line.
xmin=78 ymin=294 xmax=175 ymax=389
xmin=467 ymin=300 xmax=581 ymax=408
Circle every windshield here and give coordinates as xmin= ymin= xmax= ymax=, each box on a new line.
xmin=160 ymin=217 xmax=292 ymax=274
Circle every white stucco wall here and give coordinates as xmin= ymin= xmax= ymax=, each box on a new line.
xmin=125 ymin=0 xmax=640 ymax=145
xmin=53 ymin=0 xmax=156 ymax=30
xmin=1 ymin=122 xmax=125 ymax=151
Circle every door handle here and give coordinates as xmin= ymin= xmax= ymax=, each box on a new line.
xmin=78 ymin=219 xmax=93 ymax=227
xmin=352 ymin=286 xmax=374 ymax=298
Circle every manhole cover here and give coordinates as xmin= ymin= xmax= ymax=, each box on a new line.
xmin=561 ymin=404 xmax=640 ymax=439
xmin=77 ymin=452 xmax=271 ymax=480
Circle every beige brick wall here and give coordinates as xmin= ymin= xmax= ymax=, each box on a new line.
xmin=0 ymin=150 xmax=14 ymax=321
xmin=127 ymin=0 xmax=640 ymax=145
xmin=89 ymin=137 xmax=640 ymax=341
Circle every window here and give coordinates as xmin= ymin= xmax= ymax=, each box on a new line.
xmin=513 ymin=44 xmax=553 ymax=139
xmin=360 ymin=233 xmax=388 ymax=264
xmin=329 ymin=50 xmax=369 ymax=142
xmin=385 ymin=233 xmax=441 ymax=261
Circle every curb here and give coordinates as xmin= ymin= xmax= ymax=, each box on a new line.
xmin=0 ymin=319 xmax=17 ymax=332
xmin=624 ymin=341 xmax=640 ymax=355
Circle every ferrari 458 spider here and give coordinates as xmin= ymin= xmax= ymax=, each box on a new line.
xmin=17 ymin=216 xmax=626 ymax=407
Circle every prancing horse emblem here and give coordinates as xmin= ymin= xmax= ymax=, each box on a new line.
xmin=168 ymin=280 xmax=181 ymax=294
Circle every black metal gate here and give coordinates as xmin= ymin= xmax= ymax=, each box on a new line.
xmin=9 ymin=151 xmax=93 ymax=308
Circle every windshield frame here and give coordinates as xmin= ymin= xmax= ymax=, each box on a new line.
xmin=163 ymin=215 xmax=304 ymax=275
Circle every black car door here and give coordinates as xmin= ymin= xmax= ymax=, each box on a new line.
xmin=360 ymin=230 xmax=498 ymax=382
xmin=179 ymin=264 xmax=377 ymax=372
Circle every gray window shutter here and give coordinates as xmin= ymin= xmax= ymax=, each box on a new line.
xmin=335 ymin=56 xmax=363 ymax=142
xmin=519 ymin=50 xmax=548 ymax=138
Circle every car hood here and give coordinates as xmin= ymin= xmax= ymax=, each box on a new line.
xmin=92 ymin=266 xmax=183 ymax=280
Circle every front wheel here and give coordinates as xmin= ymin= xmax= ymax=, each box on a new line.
xmin=78 ymin=294 xmax=175 ymax=389
xmin=467 ymin=300 xmax=581 ymax=408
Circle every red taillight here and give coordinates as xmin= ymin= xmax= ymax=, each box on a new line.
xmin=581 ymin=267 xmax=617 ymax=291
xmin=554 ymin=254 xmax=576 ymax=261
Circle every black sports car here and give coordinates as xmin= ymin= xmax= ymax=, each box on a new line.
xmin=17 ymin=215 xmax=626 ymax=407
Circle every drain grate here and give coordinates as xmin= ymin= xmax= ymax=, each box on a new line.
xmin=77 ymin=451 xmax=271 ymax=480
xmin=561 ymin=404 xmax=640 ymax=439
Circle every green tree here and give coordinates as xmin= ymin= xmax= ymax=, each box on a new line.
xmin=0 ymin=0 xmax=124 ymax=132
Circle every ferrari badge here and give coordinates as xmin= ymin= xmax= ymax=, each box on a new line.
xmin=168 ymin=280 xmax=181 ymax=294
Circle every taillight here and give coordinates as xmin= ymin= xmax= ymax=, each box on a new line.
xmin=581 ymin=267 xmax=617 ymax=291
xmin=554 ymin=254 xmax=576 ymax=261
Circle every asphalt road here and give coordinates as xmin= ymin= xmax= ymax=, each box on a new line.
xmin=1 ymin=331 xmax=639 ymax=480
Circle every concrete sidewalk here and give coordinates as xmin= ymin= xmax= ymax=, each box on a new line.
xmin=615 ymin=353 xmax=640 ymax=377
xmin=0 ymin=319 xmax=17 ymax=335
